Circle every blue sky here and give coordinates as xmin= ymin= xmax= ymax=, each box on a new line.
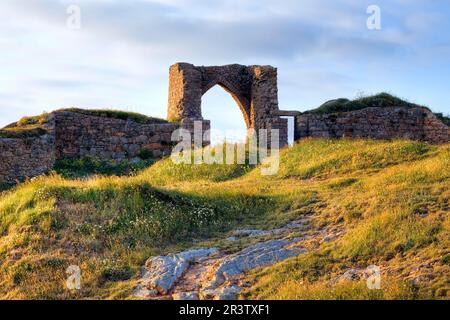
xmin=1 ymin=0 xmax=449 ymax=141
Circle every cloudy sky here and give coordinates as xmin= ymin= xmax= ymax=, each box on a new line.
xmin=1 ymin=0 xmax=449 ymax=141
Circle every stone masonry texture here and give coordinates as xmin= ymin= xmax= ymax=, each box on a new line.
xmin=0 ymin=133 xmax=55 ymax=185
xmin=54 ymin=111 xmax=178 ymax=161
xmin=167 ymin=63 xmax=288 ymax=147
xmin=1 ymin=63 xmax=449 ymax=184
xmin=0 ymin=110 xmax=180 ymax=184
xmin=294 ymin=106 xmax=449 ymax=144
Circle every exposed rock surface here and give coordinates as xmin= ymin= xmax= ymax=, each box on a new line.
xmin=139 ymin=248 xmax=218 ymax=295
xmin=229 ymin=220 xmax=309 ymax=240
xmin=134 ymin=217 xmax=323 ymax=300
xmin=172 ymin=291 xmax=200 ymax=300
xmin=201 ymin=285 xmax=241 ymax=300
xmin=167 ymin=63 xmax=288 ymax=147
xmin=335 ymin=269 xmax=370 ymax=283
xmin=205 ymin=238 xmax=306 ymax=290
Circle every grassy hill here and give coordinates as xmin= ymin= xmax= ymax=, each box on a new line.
xmin=303 ymin=93 xmax=450 ymax=126
xmin=0 ymin=138 xmax=448 ymax=299
xmin=305 ymin=92 xmax=423 ymax=115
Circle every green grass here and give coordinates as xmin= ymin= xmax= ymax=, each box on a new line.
xmin=434 ymin=113 xmax=450 ymax=126
xmin=0 ymin=109 xmax=168 ymax=139
xmin=303 ymin=93 xmax=449 ymax=127
xmin=57 ymin=108 xmax=168 ymax=124
xmin=0 ymin=113 xmax=50 ymax=138
xmin=14 ymin=113 xmax=50 ymax=127
xmin=0 ymin=138 xmax=448 ymax=299
xmin=0 ymin=127 xmax=48 ymax=139
xmin=54 ymin=156 xmax=155 ymax=179
xmin=305 ymin=92 xmax=424 ymax=115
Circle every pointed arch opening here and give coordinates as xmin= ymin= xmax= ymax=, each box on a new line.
xmin=201 ymin=84 xmax=248 ymax=145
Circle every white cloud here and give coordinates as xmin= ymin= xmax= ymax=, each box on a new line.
xmin=0 ymin=0 xmax=449 ymax=128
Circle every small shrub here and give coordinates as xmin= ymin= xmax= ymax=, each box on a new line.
xmin=12 ymin=263 xmax=34 ymax=285
xmin=43 ymin=258 xmax=66 ymax=269
xmin=441 ymin=254 xmax=450 ymax=265
xmin=137 ymin=148 xmax=153 ymax=160
xmin=99 ymin=265 xmax=134 ymax=284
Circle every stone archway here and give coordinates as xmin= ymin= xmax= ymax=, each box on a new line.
xmin=167 ymin=63 xmax=288 ymax=147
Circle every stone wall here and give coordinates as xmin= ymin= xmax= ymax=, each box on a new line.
xmin=167 ymin=63 xmax=288 ymax=147
xmin=423 ymin=111 xmax=450 ymax=144
xmin=1 ymin=98 xmax=448 ymax=184
xmin=53 ymin=111 xmax=179 ymax=161
xmin=0 ymin=110 xmax=181 ymax=184
xmin=294 ymin=107 xmax=449 ymax=144
xmin=0 ymin=133 xmax=55 ymax=185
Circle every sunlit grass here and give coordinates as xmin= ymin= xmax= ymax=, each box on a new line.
xmin=0 ymin=138 xmax=448 ymax=299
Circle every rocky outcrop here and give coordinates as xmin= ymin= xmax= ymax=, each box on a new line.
xmin=137 ymin=248 xmax=219 ymax=295
xmin=135 ymin=238 xmax=306 ymax=300
xmin=295 ymin=107 xmax=449 ymax=144
xmin=204 ymin=238 xmax=306 ymax=291
xmin=167 ymin=63 xmax=288 ymax=147
xmin=134 ymin=216 xmax=317 ymax=300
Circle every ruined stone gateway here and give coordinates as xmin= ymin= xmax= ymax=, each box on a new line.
xmin=0 ymin=62 xmax=449 ymax=184
xmin=167 ymin=63 xmax=289 ymax=147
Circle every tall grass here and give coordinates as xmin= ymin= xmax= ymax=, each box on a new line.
xmin=0 ymin=138 xmax=448 ymax=299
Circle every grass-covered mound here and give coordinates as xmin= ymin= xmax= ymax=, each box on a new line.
xmin=0 ymin=127 xmax=48 ymax=139
xmin=1 ymin=109 xmax=168 ymax=139
xmin=304 ymin=93 xmax=450 ymax=126
xmin=306 ymin=93 xmax=423 ymax=115
xmin=0 ymin=138 xmax=448 ymax=299
xmin=1 ymin=109 xmax=168 ymax=140
xmin=57 ymin=108 xmax=168 ymax=124
xmin=0 ymin=113 xmax=50 ymax=138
